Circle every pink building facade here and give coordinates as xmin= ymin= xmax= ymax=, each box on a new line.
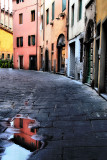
xmin=13 ymin=0 xmax=41 ymax=70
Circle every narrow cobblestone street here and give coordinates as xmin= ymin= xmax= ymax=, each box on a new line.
xmin=0 ymin=69 xmax=107 ymax=160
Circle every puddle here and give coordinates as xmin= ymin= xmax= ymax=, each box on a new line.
xmin=0 ymin=114 xmax=43 ymax=160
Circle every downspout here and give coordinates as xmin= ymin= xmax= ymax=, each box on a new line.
xmin=36 ymin=0 xmax=38 ymax=70
xmin=67 ymin=0 xmax=70 ymax=41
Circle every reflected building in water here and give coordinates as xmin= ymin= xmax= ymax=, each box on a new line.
xmin=13 ymin=115 xmax=40 ymax=152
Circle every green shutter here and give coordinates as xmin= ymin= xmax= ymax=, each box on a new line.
xmin=62 ymin=0 xmax=66 ymax=11
xmin=32 ymin=35 xmax=35 ymax=46
xmin=72 ymin=5 xmax=74 ymax=27
xmin=17 ymin=37 xmax=19 ymax=47
xmin=28 ymin=36 xmax=31 ymax=46
xmin=20 ymin=37 xmax=23 ymax=47
xmin=47 ymin=9 xmax=49 ymax=24
xmin=79 ymin=0 xmax=82 ymax=20
xmin=52 ymin=2 xmax=55 ymax=20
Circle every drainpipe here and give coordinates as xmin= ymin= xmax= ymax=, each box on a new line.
xmin=36 ymin=0 xmax=38 ymax=70
xmin=67 ymin=0 xmax=70 ymax=41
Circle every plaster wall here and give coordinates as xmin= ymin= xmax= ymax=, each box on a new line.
xmin=69 ymin=0 xmax=88 ymax=40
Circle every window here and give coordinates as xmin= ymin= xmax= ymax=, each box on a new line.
xmin=71 ymin=4 xmax=74 ymax=27
xmin=28 ymin=35 xmax=35 ymax=46
xmin=80 ymin=39 xmax=83 ymax=62
xmin=78 ymin=0 xmax=82 ymax=20
xmin=62 ymin=0 xmax=66 ymax=11
xmin=19 ymin=13 xmax=23 ymax=24
xmin=51 ymin=43 xmax=54 ymax=54
xmin=31 ymin=128 xmax=35 ymax=133
xmin=46 ymin=9 xmax=49 ymax=25
xmin=17 ymin=37 xmax=23 ymax=47
xmin=2 ymin=53 xmax=4 ymax=59
xmin=20 ymin=37 xmax=23 ymax=47
xmin=41 ymin=15 xmax=43 ymax=29
xmin=16 ymin=0 xmax=24 ymax=4
xmin=51 ymin=43 xmax=54 ymax=51
xmin=28 ymin=36 xmax=31 ymax=46
xmin=17 ymin=37 xmax=19 ymax=47
xmin=31 ymin=10 xmax=35 ymax=22
xmin=52 ymin=2 xmax=55 ymax=20
xmin=7 ymin=54 xmax=10 ymax=59
xmin=20 ymin=119 xmax=23 ymax=128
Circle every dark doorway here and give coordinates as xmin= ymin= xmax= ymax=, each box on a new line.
xmin=29 ymin=55 xmax=37 ymax=70
xmin=45 ymin=50 xmax=49 ymax=71
xmin=87 ymin=44 xmax=91 ymax=83
xmin=69 ymin=42 xmax=75 ymax=77
xmin=19 ymin=56 xmax=23 ymax=69
xmin=57 ymin=34 xmax=65 ymax=73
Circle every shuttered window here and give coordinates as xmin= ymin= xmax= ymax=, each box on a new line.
xmin=28 ymin=35 xmax=35 ymax=46
xmin=79 ymin=0 xmax=82 ymax=20
xmin=32 ymin=35 xmax=35 ymax=46
xmin=62 ymin=0 xmax=66 ymax=11
xmin=28 ymin=36 xmax=31 ymax=46
xmin=17 ymin=37 xmax=23 ymax=47
xmin=17 ymin=37 xmax=19 ymax=47
xmin=20 ymin=37 xmax=23 ymax=47
xmin=31 ymin=10 xmax=35 ymax=22
xmin=46 ymin=9 xmax=49 ymax=24
xmin=52 ymin=2 xmax=55 ymax=20
xmin=71 ymin=4 xmax=74 ymax=27
xmin=19 ymin=13 xmax=23 ymax=24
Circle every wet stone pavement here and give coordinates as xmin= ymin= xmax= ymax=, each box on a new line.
xmin=0 ymin=69 xmax=107 ymax=160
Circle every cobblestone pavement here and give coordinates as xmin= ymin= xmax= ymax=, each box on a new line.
xmin=0 ymin=69 xmax=107 ymax=160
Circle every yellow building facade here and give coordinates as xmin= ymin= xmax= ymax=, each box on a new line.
xmin=0 ymin=27 xmax=13 ymax=60
xmin=94 ymin=0 xmax=107 ymax=94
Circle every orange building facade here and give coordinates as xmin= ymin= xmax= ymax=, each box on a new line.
xmin=39 ymin=0 xmax=68 ymax=74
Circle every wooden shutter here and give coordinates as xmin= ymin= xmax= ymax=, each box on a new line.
xmin=28 ymin=36 xmax=31 ymax=46
xmin=32 ymin=35 xmax=35 ymax=46
xmin=17 ymin=37 xmax=19 ymax=47
xmin=79 ymin=0 xmax=82 ymax=20
xmin=52 ymin=2 xmax=55 ymax=20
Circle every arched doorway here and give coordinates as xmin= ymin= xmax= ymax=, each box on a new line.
xmin=57 ymin=34 xmax=65 ymax=73
xmin=45 ymin=49 xmax=49 ymax=71
xmin=84 ymin=19 xmax=94 ymax=84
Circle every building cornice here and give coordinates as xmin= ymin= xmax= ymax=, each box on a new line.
xmin=0 ymin=25 xmax=13 ymax=34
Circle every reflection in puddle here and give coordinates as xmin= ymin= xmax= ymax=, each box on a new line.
xmin=2 ymin=143 xmax=31 ymax=160
xmin=1 ymin=114 xmax=41 ymax=160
